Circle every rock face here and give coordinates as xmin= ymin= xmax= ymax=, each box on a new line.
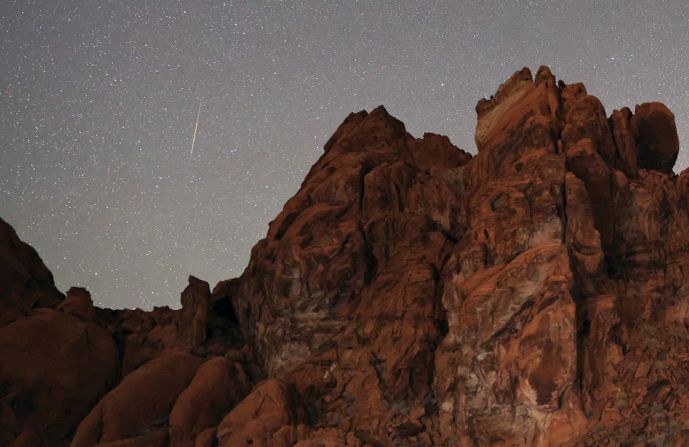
xmin=70 ymin=351 xmax=204 ymax=446
xmin=0 ymin=307 xmax=119 ymax=446
xmin=0 ymin=217 xmax=64 ymax=326
xmin=631 ymin=102 xmax=680 ymax=172
xmin=233 ymin=106 xmax=471 ymax=445
xmin=216 ymin=378 xmax=307 ymax=447
xmin=169 ymin=356 xmax=250 ymax=447
xmin=179 ymin=275 xmax=211 ymax=348
xmin=2 ymin=67 xmax=689 ymax=446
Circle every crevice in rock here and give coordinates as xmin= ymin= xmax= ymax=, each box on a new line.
xmin=358 ymin=164 xmax=375 ymax=214
xmin=274 ymin=210 xmax=300 ymax=241
xmin=212 ymin=297 xmax=239 ymax=326
xmin=574 ymin=289 xmax=591 ymax=397
xmin=357 ymin=223 xmax=378 ymax=285
xmin=560 ymin=168 xmax=568 ymax=245
xmin=560 ymin=162 xmax=591 ymax=403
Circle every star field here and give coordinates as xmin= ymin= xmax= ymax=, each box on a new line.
xmin=2 ymin=1 xmax=689 ymax=308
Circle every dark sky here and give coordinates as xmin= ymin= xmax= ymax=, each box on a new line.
xmin=2 ymin=1 xmax=688 ymax=309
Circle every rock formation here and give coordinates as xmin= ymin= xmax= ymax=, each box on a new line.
xmin=1 ymin=67 xmax=689 ymax=446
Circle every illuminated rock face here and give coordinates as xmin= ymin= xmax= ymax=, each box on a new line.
xmin=2 ymin=67 xmax=689 ymax=446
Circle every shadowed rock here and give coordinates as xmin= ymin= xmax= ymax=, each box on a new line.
xmin=631 ymin=102 xmax=680 ymax=172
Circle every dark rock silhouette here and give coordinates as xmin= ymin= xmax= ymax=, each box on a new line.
xmin=2 ymin=67 xmax=689 ymax=446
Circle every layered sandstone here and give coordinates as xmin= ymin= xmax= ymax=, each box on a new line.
xmin=1 ymin=67 xmax=689 ymax=446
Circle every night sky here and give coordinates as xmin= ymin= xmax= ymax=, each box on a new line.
xmin=2 ymin=1 xmax=688 ymax=309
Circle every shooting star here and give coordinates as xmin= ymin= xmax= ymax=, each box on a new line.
xmin=190 ymin=100 xmax=202 ymax=156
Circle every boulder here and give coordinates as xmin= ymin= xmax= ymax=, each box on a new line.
xmin=0 ymin=309 xmax=119 ymax=446
xmin=169 ymin=356 xmax=251 ymax=447
xmin=70 ymin=351 xmax=203 ymax=446
xmin=216 ymin=379 xmax=305 ymax=447
xmin=631 ymin=102 xmax=680 ymax=172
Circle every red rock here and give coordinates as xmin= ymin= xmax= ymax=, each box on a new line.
xmin=0 ymin=217 xmax=63 ymax=325
xmin=70 ymin=351 xmax=203 ymax=446
xmin=191 ymin=427 xmax=217 ymax=447
xmin=227 ymin=66 xmax=689 ymax=444
xmin=57 ymin=287 xmax=95 ymax=321
xmin=561 ymin=85 xmax=617 ymax=164
xmin=565 ymin=137 xmax=614 ymax=249
xmin=169 ymin=356 xmax=251 ymax=447
xmin=565 ymin=172 xmax=604 ymax=281
xmin=0 ymin=309 xmax=119 ymax=446
xmin=631 ymin=102 xmax=680 ymax=172
xmin=609 ymin=107 xmax=638 ymax=177
xmin=179 ymin=275 xmax=211 ymax=348
xmin=3 ymin=66 xmax=689 ymax=446
xmin=293 ymin=428 xmax=362 ymax=446
xmin=231 ymin=103 xmax=472 ymax=443
xmin=94 ymin=429 xmax=168 ymax=447
xmin=99 ymin=305 xmax=181 ymax=375
xmin=216 ymin=379 xmax=305 ymax=447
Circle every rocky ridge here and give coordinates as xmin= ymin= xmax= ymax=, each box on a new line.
xmin=2 ymin=67 xmax=689 ymax=446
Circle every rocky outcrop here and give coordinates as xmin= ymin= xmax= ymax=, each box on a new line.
xmin=217 ymin=378 xmax=307 ymax=447
xmin=227 ymin=66 xmax=689 ymax=445
xmin=70 ymin=351 xmax=203 ymax=447
xmin=0 ymin=229 xmax=115 ymax=446
xmin=57 ymin=287 xmax=96 ymax=321
xmin=1 ymin=66 xmax=689 ymax=446
xmin=0 ymin=308 xmax=119 ymax=446
xmin=169 ymin=356 xmax=251 ymax=447
xmin=0 ymin=217 xmax=63 ymax=326
xmin=231 ymin=105 xmax=473 ymax=444
xmin=631 ymin=102 xmax=680 ymax=173
xmin=179 ymin=276 xmax=211 ymax=348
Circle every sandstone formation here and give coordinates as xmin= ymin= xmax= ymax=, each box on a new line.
xmin=0 ymin=217 xmax=63 ymax=326
xmin=1 ymin=67 xmax=689 ymax=446
xmin=0 ymin=306 xmax=119 ymax=446
xmin=70 ymin=351 xmax=204 ymax=446
xmin=169 ymin=356 xmax=251 ymax=447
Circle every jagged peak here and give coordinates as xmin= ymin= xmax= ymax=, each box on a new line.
xmin=474 ymin=66 xmax=680 ymax=174
xmin=323 ymin=109 xmax=368 ymax=151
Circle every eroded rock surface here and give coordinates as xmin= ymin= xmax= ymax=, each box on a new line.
xmin=217 ymin=378 xmax=307 ymax=447
xmin=2 ymin=67 xmax=689 ymax=446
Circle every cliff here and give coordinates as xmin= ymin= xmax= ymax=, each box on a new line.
xmin=2 ymin=67 xmax=689 ymax=446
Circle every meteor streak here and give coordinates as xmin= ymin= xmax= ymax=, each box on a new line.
xmin=190 ymin=100 xmax=202 ymax=156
